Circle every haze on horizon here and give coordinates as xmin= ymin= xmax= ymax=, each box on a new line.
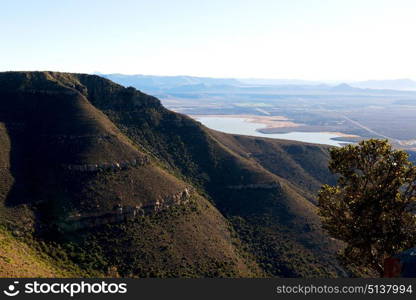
xmin=2 ymin=0 xmax=416 ymax=81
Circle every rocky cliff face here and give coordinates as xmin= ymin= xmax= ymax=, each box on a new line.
xmin=62 ymin=155 xmax=150 ymax=172
xmin=61 ymin=187 xmax=192 ymax=231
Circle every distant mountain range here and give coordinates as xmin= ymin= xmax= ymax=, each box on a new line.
xmin=99 ymin=73 xmax=416 ymax=96
xmin=240 ymin=78 xmax=416 ymax=91
xmin=99 ymin=73 xmax=242 ymax=90
xmin=348 ymin=79 xmax=416 ymax=91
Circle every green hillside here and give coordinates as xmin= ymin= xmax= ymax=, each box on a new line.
xmin=0 ymin=226 xmax=88 ymax=277
xmin=0 ymin=71 xmax=346 ymax=277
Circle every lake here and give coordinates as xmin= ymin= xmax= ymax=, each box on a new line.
xmin=194 ymin=116 xmax=347 ymax=147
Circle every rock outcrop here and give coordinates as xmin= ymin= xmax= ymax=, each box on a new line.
xmin=226 ymin=182 xmax=281 ymax=190
xmin=60 ymin=188 xmax=192 ymax=231
xmin=61 ymin=156 xmax=150 ymax=172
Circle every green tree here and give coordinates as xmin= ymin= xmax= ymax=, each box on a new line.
xmin=318 ymin=139 xmax=416 ymax=277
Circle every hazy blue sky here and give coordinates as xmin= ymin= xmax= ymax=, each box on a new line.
xmin=2 ymin=0 xmax=416 ymax=80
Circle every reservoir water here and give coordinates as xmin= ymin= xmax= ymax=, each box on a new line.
xmin=194 ymin=116 xmax=347 ymax=147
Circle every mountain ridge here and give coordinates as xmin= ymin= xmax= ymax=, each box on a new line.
xmin=0 ymin=71 xmax=351 ymax=277
xmin=100 ymin=73 xmax=416 ymax=93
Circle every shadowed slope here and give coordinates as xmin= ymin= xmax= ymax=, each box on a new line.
xmin=0 ymin=71 xmax=263 ymax=277
xmin=73 ymin=73 xmax=346 ymax=277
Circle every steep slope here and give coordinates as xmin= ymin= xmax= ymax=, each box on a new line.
xmin=209 ymin=132 xmax=336 ymax=202
xmin=0 ymin=71 xmax=262 ymax=277
xmin=0 ymin=72 xmax=188 ymax=231
xmin=0 ymin=71 xmax=345 ymax=277
xmin=74 ymin=73 xmax=346 ymax=277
